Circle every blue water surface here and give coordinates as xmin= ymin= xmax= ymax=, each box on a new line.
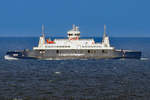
xmin=0 ymin=37 xmax=150 ymax=100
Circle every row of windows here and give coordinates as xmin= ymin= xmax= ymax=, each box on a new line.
xmin=88 ymin=50 xmax=96 ymax=53
xmin=68 ymin=34 xmax=80 ymax=36
xmin=55 ymin=50 xmax=107 ymax=54
xmin=87 ymin=50 xmax=107 ymax=53
xmin=45 ymin=46 xmax=102 ymax=48
xmin=45 ymin=46 xmax=70 ymax=48
xmin=82 ymin=46 xmax=101 ymax=48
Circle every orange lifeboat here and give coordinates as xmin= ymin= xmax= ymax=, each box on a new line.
xmin=46 ymin=39 xmax=55 ymax=44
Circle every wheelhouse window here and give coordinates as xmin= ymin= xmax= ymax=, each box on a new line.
xmin=75 ymin=34 xmax=80 ymax=36
xmin=68 ymin=34 xmax=73 ymax=36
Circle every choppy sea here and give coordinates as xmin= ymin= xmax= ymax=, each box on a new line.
xmin=0 ymin=37 xmax=150 ymax=100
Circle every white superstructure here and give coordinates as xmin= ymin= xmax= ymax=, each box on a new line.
xmin=33 ymin=24 xmax=114 ymax=50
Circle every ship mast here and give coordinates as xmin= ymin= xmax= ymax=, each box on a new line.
xmin=103 ymin=24 xmax=106 ymax=38
xmin=38 ymin=24 xmax=45 ymax=47
xmin=42 ymin=24 xmax=45 ymax=37
xmin=102 ymin=24 xmax=106 ymax=43
xmin=102 ymin=24 xmax=110 ymax=47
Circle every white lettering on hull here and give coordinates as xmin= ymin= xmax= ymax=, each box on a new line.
xmin=59 ymin=54 xmax=85 ymax=56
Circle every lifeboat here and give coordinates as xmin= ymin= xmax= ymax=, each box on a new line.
xmin=46 ymin=39 xmax=55 ymax=44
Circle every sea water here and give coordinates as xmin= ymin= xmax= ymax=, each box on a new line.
xmin=0 ymin=37 xmax=150 ymax=100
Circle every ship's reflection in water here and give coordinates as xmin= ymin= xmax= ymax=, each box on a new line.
xmin=0 ymin=37 xmax=150 ymax=100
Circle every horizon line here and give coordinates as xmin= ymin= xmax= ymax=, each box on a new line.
xmin=0 ymin=36 xmax=150 ymax=38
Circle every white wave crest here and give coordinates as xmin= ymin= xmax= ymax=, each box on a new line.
xmin=140 ymin=58 xmax=149 ymax=61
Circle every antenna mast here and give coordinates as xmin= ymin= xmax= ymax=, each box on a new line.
xmin=103 ymin=24 xmax=106 ymax=37
xmin=42 ymin=24 xmax=45 ymax=37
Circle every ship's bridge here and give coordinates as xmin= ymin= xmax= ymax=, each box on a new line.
xmin=67 ymin=25 xmax=80 ymax=40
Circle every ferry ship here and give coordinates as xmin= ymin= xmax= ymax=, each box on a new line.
xmin=5 ymin=24 xmax=141 ymax=60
